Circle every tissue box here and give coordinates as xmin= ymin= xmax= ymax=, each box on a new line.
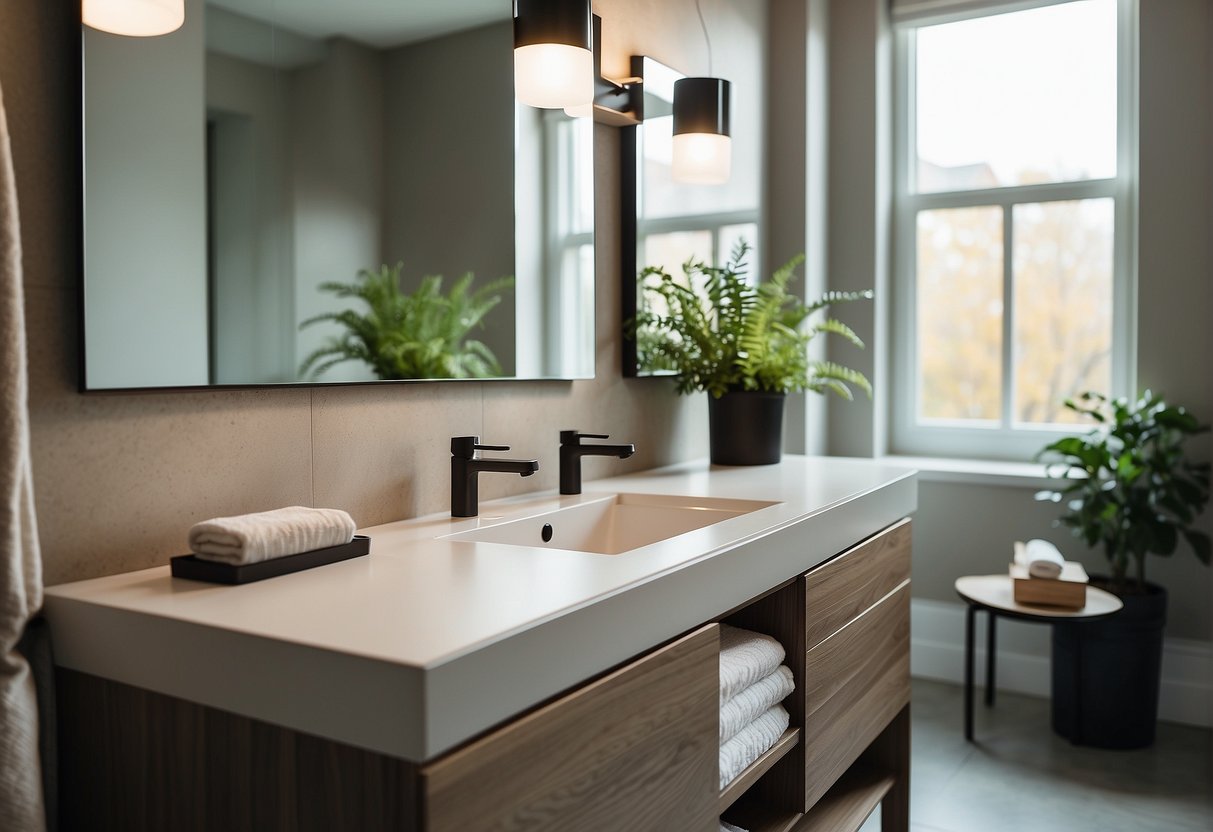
xmin=1010 ymin=561 xmax=1089 ymax=609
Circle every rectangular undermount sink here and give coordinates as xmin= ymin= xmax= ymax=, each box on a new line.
xmin=442 ymin=492 xmax=779 ymax=555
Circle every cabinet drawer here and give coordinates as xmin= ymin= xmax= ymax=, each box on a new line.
xmin=805 ymin=519 xmax=911 ymax=650
xmin=804 ymin=582 xmax=910 ymax=809
xmin=421 ymin=625 xmax=719 ymax=832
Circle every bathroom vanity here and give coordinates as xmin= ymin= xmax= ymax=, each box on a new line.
xmin=45 ymin=456 xmax=915 ymax=831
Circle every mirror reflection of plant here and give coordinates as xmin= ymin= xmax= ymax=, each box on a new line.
xmin=633 ymin=241 xmax=873 ymax=399
xmin=299 ymin=263 xmax=514 ymax=380
xmin=1035 ymin=391 xmax=1211 ymax=596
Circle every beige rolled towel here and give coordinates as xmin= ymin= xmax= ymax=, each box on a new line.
xmin=189 ymin=506 xmax=356 ymax=565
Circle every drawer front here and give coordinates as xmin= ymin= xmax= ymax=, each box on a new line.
xmin=421 ymin=625 xmax=719 ymax=832
xmin=804 ymin=582 xmax=910 ymax=809
xmin=805 ymin=518 xmax=911 ymax=650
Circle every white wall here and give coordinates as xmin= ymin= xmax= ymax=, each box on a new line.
xmin=822 ymin=0 xmax=1213 ymax=642
xmin=83 ymin=0 xmax=208 ymax=388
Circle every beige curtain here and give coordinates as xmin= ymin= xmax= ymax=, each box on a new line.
xmin=0 ymin=77 xmax=46 ymax=831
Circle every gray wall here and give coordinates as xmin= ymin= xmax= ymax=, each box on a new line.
xmin=383 ymin=22 xmax=517 ymax=375
xmin=823 ymin=0 xmax=1213 ymax=642
xmin=2 ymin=0 xmax=770 ymax=587
xmin=290 ymin=38 xmax=384 ymax=383
xmin=82 ymin=1 xmax=208 ymax=388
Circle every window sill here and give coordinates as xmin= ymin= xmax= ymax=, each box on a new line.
xmin=881 ymin=455 xmax=1056 ymax=489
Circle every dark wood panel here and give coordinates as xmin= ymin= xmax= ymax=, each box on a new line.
xmin=804 ymin=583 xmax=911 ymax=809
xmin=56 ymin=669 xmax=418 ymax=832
xmin=791 ymin=765 xmax=894 ymax=832
xmin=725 ymin=578 xmax=809 ymax=815
xmin=863 ymin=705 xmax=911 ymax=832
xmin=805 ymin=519 xmax=911 ymax=650
xmin=421 ymin=625 xmax=719 ymax=832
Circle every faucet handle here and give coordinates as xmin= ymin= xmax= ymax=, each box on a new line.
xmin=451 ymin=436 xmax=511 ymax=457
xmin=560 ymin=430 xmax=609 ymax=445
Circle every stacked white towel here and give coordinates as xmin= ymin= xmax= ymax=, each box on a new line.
xmin=1016 ymin=538 xmax=1066 ymax=579
xmin=717 ymin=625 xmax=795 ymax=796
xmin=188 ymin=506 xmax=356 ymax=565
xmin=719 ymin=820 xmax=747 ymax=832
xmin=719 ymin=624 xmax=786 ymax=705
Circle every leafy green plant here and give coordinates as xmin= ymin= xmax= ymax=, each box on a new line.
xmin=632 ymin=241 xmax=873 ymax=399
xmin=299 ymin=263 xmax=513 ymax=380
xmin=1035 ymin=391 xmax=1211 ymax=595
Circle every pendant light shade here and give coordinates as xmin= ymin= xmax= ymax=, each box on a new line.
xmin=83 ymin=0 xmax=185 ymax=37
xmin=672 ymin=77 xmax=732 ymax=185
xmin=514 ymin=0 xmax=593 ymax=110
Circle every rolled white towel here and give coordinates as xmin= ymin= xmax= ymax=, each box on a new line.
xmin=719 ymin=704 xmax=790 ymax=789
xmin=720 ymin=821 xmax=747 ymax=832
xmin=189 ymin=506 xmax=356 ymax=565
xmin=1016 ymin=538 xmax=1065 ymax=579
xmin=719 ymin=624 xmax=786 ymax=706
xmin=720 ymin=665 xmax=794 ymax=744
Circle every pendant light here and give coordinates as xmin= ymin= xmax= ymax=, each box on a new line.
xmin=82 ymin=0 xmax=185 ymax=37
xmin=671 ymin=0 xmax=732 ymax=185
xmin=514 ymin=0 xmax=594 ymax=111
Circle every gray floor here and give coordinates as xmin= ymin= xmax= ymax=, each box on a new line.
xmin=858 ymin=679 xmax=1213 ymax=832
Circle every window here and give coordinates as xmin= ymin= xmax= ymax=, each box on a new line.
xmin=892 ymin=0 xmax=1135 ymax=460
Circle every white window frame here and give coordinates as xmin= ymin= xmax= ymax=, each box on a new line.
xmin=890 ymin=0 xmax=1138 ymax=461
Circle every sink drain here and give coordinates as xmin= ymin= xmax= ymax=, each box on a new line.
xmin=541 ymin=523 xmax=554 ymax=542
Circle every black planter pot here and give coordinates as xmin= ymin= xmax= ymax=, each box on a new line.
xmin=708 ymin=391 xmax=785 ymax=465
xmin=1051 ymin=580 xmax=1166 ymax=749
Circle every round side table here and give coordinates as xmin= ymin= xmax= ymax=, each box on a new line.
xmin=953 ymin=574 xmax=1122 ymax=742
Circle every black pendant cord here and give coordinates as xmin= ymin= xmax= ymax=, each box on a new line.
xmin=695 ymin=0 xmax=713 ymax=76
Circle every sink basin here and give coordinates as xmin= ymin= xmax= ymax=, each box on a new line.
xmin=442 ymin=492 xmax=779 ymax=555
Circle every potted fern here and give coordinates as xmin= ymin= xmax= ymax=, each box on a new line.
xmin=299 ymin=263 xmax=514 ymax=380
xmin=1035 ymin=390 xmax=1210 ymax=748
xmin=633 ymin=242 xmax=872 ymax=465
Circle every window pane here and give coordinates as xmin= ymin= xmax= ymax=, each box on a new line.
xmin=915 ymin=0 xmax=1117 ymax=192
xmin=917 ymin=206 xmax=1003 ymax=422
xmin=718 ymin=223 xmax=758 ymax=272
xmin=1013 ymin=199 xmax=1114 ymax=425
xmin=640 ymin=230 xmax=713 ymax=278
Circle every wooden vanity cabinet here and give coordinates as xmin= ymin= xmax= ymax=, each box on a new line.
xmin=421 ymin=624 xmax=720 ymax=832
xmin=56 ymin=520 xmax=913 ymax=832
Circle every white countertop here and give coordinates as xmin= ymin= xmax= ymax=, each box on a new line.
xmin=44 ymin=455 xmax=916 ymax=762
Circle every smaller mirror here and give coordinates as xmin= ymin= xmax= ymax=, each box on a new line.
xmin=621 ymin=57 xmax=761 ymax=377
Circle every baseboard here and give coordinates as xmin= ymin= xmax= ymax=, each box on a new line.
xmin=910 ymin=598 xmax=1212 ymax=728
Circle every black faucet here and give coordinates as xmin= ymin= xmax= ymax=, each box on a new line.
xmin=559 ymin=430 xmax=636 ymax=495
xmin=451 ymin=436 xmax=539 ymax=517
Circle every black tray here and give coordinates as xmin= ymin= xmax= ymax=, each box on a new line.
xmin=170 ymin=535 xmax=371 ymax=585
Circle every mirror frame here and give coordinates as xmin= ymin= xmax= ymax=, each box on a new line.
xmin=76 ymin=7 xmax=598 ymax=393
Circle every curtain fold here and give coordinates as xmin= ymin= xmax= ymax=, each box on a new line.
xmin=0 ymin=76 xmax=47 ymax=832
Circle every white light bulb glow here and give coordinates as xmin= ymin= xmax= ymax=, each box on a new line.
xmin=514 ymin=43 xmax=593 ymax=110
xmin=671 ymin=133 xmax=732 ymax=185
xmin=83 ymin=0 xmax=185 ymax=37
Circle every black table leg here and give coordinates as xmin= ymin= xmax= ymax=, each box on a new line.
xmin=985 ymin=610 xmax=997 ymax=707
xmin=965 ymin=603 xmax=976 ymax=741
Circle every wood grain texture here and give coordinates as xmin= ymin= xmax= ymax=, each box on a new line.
xmin=804 ymin=582 xmax=910 ymax=809
xmin=805 ymin=519 xmax=911 ymax=650
xmin=56 ymin=669 xmax=419 ymax=832
xmin=791 ymin=766 xmax=894 ymax=832
xmin=421 ymin=625 xmax=719 ymax=832
xmin=719 ymin=728 xmax=800 ymax=814
xmin=864 ymin=705 xmax=911 ymax=832
xmin=724 ymin=578 xmax=808 ymax=814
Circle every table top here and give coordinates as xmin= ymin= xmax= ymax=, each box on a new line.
xmin=955 ymin=574 xmax=1123 ymax=620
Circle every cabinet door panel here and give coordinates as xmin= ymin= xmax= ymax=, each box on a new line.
xmin=804 ymin=582 xmax=910 ymax=809
xmin=805 ymin=519 xmax=911 ymax=650
xmin=422 ymin=625 xmax=719 ymax=832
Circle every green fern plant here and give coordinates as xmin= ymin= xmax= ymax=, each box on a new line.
xmin=299 ymin=263 xmax=514 ymax=380
xmin=632 ymin=241 xmax=873 ymax=399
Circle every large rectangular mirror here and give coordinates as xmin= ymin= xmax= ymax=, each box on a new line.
xmin=82 ymin=0 xmax=595 ymax=390
xmin=621 ymin=57 xmax=761 ymax=377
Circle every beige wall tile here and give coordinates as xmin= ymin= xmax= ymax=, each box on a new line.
xmin=310 ymin=382 xmax=484 ymax=526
